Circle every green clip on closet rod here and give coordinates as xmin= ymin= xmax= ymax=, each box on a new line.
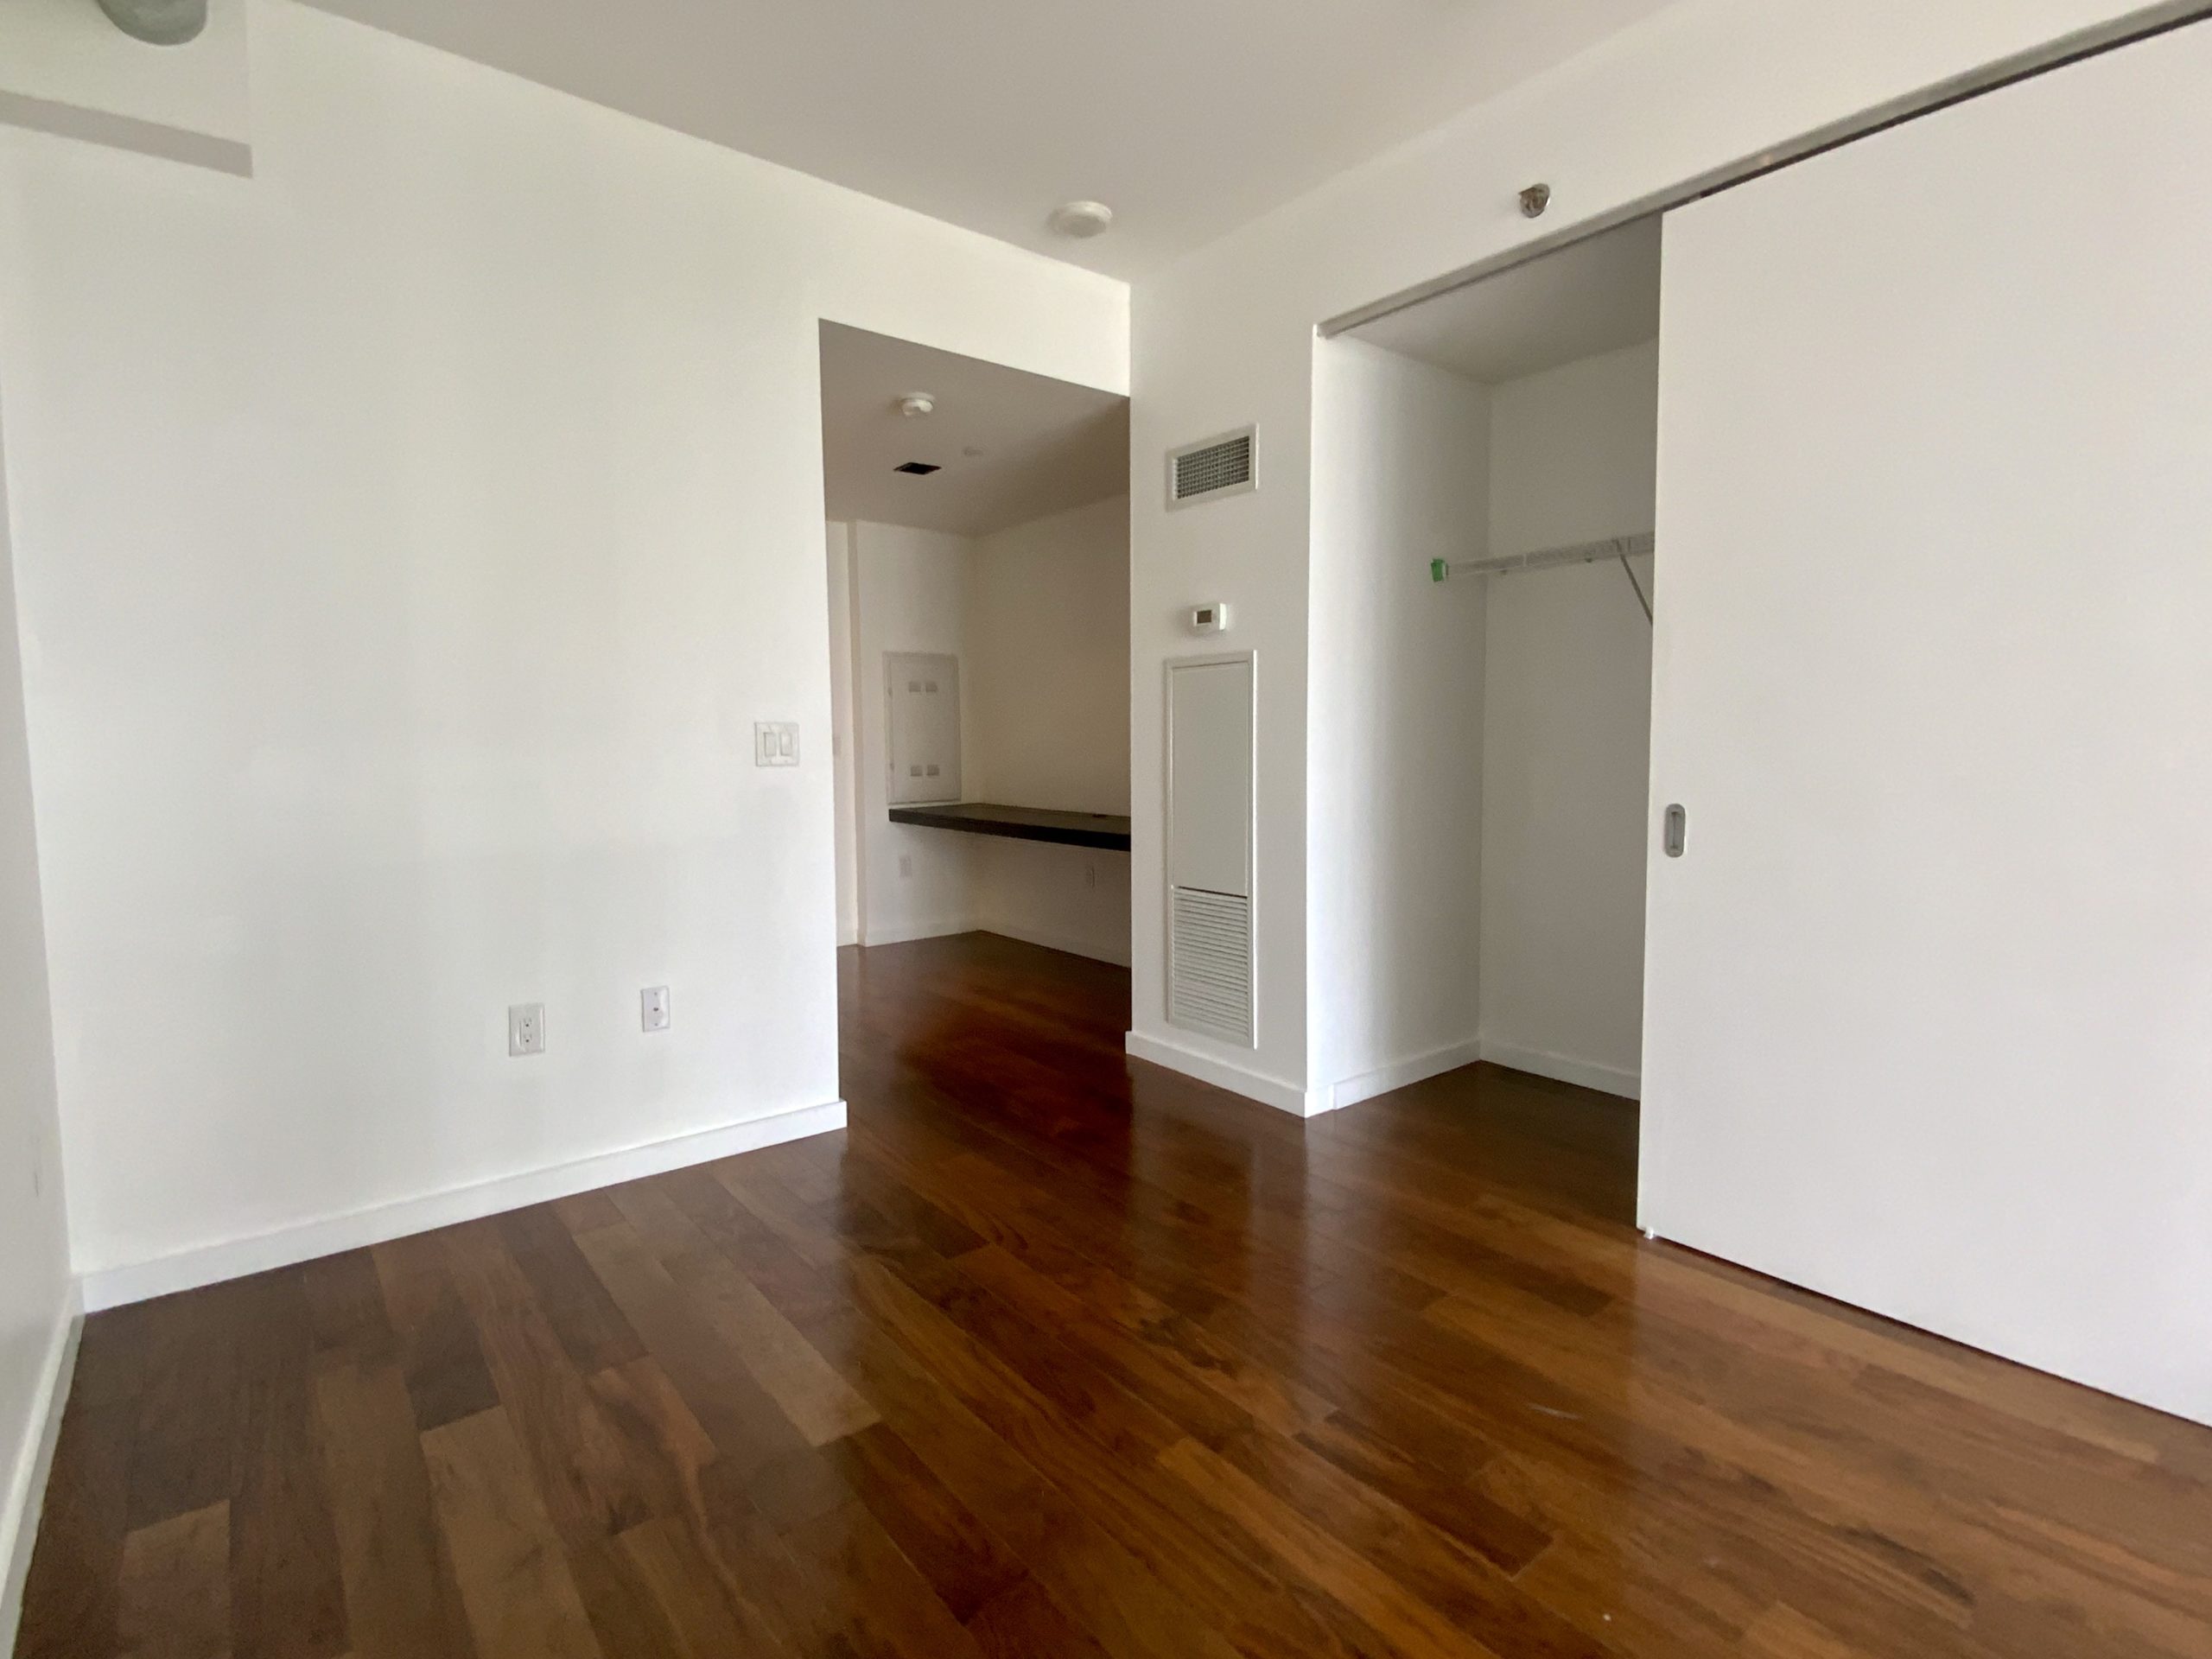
xmin=1428 ymin=531 xmax=1655 ymax=621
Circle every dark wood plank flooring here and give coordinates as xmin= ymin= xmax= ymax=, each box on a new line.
xmin=16 ymin=931 xmax=2212 ymax=1657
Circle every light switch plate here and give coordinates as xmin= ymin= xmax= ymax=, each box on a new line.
xmin=754 ymin=721 xmax=799 ymax=766
xmin=641 ymin=986 xmax=671 ymax=1032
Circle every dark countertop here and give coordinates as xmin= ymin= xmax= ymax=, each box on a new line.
xmin=887 ymin=801 xmax=1133 ymax=852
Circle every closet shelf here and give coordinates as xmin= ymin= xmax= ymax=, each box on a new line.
xmin=887 ymin=802 xmax=1132 ymax=851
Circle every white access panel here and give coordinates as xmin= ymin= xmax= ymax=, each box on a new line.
xmin=1166 ymin=653 xmax=1255 ymax=1045
xmin=1643 ymin=19 xmax=2212 ymax=1427
xmin=886 ymin=652 xmax=960 ymax=805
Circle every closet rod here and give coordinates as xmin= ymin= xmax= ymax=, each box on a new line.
xmin=1427 ymin=531 xmax=1653 ymax=582
xmin=1428 ymin=531 xmax=1655 ymax=622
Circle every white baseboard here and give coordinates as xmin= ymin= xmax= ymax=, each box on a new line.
xmin=1 ymin=1284 xmax=82 ymax=1653
xmin=857 ymin=917 xmax=978 ymax=947
xmin=1325 ymin=1034 xmax=1486 ymax=1113
xmin=1125 ymin=1030 xmax=1331 ymax=1118
xmin=79 ymin=1099 xmax=848 ymax=1313
xmin=976 ymin=921 xmax=1131 ymax=968
xmin=1478 ymin=1038 xmax=1640 ymax=1101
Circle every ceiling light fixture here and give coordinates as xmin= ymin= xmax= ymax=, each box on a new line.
xmin=1049 ymin=200 xmax=1115 ymax=239
xmin=897 ymin=393 xmax=936 ymax=418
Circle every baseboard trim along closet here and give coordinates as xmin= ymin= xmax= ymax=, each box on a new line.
xmin=1479 ymin=1038 xmax=1641 ymax=1101
xmin=1325 ymin=1036 xmax=1490 ymax=1113
xmin=0 ymin=1289 xmax=82 ymax=1652
xmin=1125 ymin=1030 xmax=1332 ymax=1117
xmin=78 ymin=1099 xmax=849 ymax=1313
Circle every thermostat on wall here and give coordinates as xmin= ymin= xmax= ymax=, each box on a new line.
xmin=1187 ymin=602 xmax=1230 ymax=635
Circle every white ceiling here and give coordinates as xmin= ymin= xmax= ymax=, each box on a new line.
xmin=1350 ymin=216 xmax=1662 ymax=384
xmin=820 ymin=322 xmax=1128 ymax=538
xmin=296 ymin=0 xmax=1675 ymax=278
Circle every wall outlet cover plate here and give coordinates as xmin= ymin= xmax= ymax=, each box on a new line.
xmin=508 ymin=1002 xmax=546 ymax=1056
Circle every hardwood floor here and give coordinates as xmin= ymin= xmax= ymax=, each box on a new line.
xmin=16 ymin=931 xmax=2212 ymax=1657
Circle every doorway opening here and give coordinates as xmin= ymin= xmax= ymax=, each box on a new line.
xmin=1319 ymin=216 xmax=1661 ymax=1207
xmin=817 ymin=321 xmax=1134 ymax=976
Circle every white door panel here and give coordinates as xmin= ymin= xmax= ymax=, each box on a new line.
xmin=1645 ymin=20 xmax=2212 ymax=1425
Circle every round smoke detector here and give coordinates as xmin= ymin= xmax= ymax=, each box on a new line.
xmin=1048 ymin=200 xmax=1115 ymax=240
xmin=98 ymin=0 xmax=207 ymax=46
xmin=897 ymin=393 xmax=936 ymax=419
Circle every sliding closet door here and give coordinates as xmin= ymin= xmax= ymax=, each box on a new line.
xmin=1643 ymin=19 xmax=2212 ymax=1424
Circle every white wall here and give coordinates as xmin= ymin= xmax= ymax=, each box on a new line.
xmin=825 ymin=522 xmax=860 ymax=946
xmin=969 ymin=497 xmax=1131 ymax=815
xmin=0 ymin=0 xmax=251 ymax=174
xmin=969 ymin=495 xmax=1132 ymax=965
xmin=1130 ymin=0 xmax=2171 ymax=1109
xmin=0 ymin=409 xmax=71 ymax=1643
xmin=1644 ymin=19 xmax=2212 ymax=1426
xmin=0 ymin=0 xmax=1124 ymax=1294
xmin=974 ymin=840 xmax=1132 ymax=968
xmin=1308 ymin=340 xmax=1490 ymax=1109
xmin=1478 ymin=340 xmax=1656 ymax=1096
xmin=1488 ymin=341 xmax=1658 ymax=563
xmin=849 ymin=521 xmax=980 ymax=944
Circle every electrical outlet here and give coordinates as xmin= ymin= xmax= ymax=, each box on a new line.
xmin=641 ymin=986 xmax=671 ymax=1032
xmin=899 ymin=854 xmax=913 ymax=878
xmin=508 ymin=1002 xmax=546 ymax=1057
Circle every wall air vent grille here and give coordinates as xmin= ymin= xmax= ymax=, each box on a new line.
xmin=1167 ymin=428 xmax=1256 ymax=508
xmin=1168 ymin=887 xmax=1253 ymax=1045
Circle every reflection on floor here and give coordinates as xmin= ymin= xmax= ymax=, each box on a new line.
xmin=17 ymin=931 xmax=2212 ymax=1657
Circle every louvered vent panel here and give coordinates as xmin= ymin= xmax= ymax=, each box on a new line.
xmin=1168 ymin=887 xmax=1253 ymax=1046
xmin=1168 ymin=429 xmax=1255 ymax=506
